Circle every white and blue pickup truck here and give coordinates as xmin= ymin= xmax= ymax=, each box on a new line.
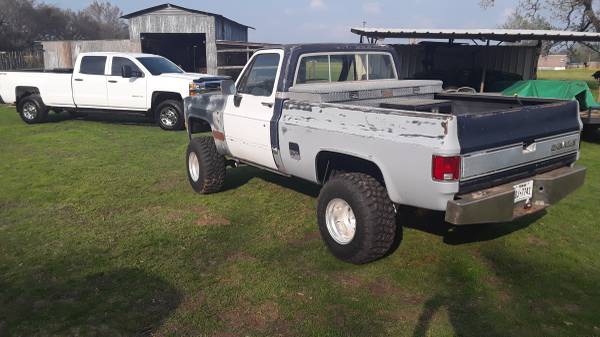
xmin=183 ymin=44 xmax=586 ymax=264
xmin=0 ymin=52 xmax=212 ymax=130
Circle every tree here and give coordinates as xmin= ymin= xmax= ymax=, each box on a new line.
xmin=81 ymin=1 xmax=128 ymax=40
xmin=0 ymin=0 xmax=128 ymax=51
xmin=481 ymin=0 xmax=600 ymax=33
xmin=481 ymin=0 xmax=600 ymax=53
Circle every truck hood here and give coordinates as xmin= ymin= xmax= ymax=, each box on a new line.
xmin=158 ymin=73 xmax=211 ymax=81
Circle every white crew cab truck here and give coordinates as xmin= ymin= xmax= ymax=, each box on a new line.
xmin=0 ymin=52 xmax=213 ymax=130
xmin=183 ymin=44 xmax=586 ymax=264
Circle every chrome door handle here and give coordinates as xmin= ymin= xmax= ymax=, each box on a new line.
xmin=261 ymin=102 xmax=273 ymax=108
xmin=74 ymin=78 xmax=83 ymax=82
xmin=108 ymin=80 xmax=117 ymax=83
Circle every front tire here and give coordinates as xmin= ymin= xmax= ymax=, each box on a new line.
xmin=317 ymin=172 xmax=397 ymax=264
xmin=18 ymin=95 xmax=48 ymax=124
xmin=186 ymin=137 xmax=226 ymax=194
xmin=156 ymin=99 xmax=184 ymax=131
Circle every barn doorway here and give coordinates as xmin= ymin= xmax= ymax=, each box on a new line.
xmin=140 ymin=33 xmax=207 ymax=73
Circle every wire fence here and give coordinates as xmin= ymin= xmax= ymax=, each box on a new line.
xmin=0 ymin=50 xmax=44 ymax=71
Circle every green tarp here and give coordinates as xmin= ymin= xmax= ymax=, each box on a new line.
xmin=501 ymin=80 xmax=600 ymax=110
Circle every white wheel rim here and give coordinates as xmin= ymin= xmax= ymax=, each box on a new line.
xmin=188 ymin=152 xmax=200 ymax=182
xmin=22 ymin=102 xmax=37 ymax=120
xmin=325 ymin=198 xmax=356 ymax=245
xmin=160 ymin=107 xmax=178 ymax=127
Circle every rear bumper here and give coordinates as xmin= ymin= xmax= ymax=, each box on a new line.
xmin=445 ymin=165 xmax=586 ymax=225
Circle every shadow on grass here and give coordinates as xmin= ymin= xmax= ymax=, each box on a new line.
xmin=582 ymin=125 xmax=600 ymax=143
xmin=222 ymin=165 xmax=320 ymax=198
xmin=412 ymin=244 xmax=600 ymax=337
xmin=396 ymin=206 xmax=542 ymax=246
xmin=45 ymin=110 xmax=157 ymax=128
xmin=0 ymin=266 xmax=181 ymax=336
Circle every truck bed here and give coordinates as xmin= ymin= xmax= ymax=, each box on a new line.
xmin=285 ymin=79 xmax=581 ymax=198
xmin=0 ymin=71 xmax=74 ymax=107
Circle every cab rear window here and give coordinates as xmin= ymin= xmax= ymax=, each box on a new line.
xmin=296 ymin=53 xmax=396 ymax=85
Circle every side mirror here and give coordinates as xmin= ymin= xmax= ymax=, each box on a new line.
xmin=121 ymin=65 xmax=132 ymax=78
xmin=234 ymin=93 xmax=243 ymax=107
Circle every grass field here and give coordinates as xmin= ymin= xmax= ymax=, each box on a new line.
xmin=538 ymin=68 xmax=600 ymax=100
xmin=1 ymin=106 xmax=600 ymax=337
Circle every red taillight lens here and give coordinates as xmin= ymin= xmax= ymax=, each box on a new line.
xmin=432 ymin=155 xmax=461 ymax=181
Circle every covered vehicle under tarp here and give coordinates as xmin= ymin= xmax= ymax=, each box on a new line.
xmin=502 ymin=80 xmax=600 ymax=111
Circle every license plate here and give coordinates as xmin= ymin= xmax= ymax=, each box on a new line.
xmin=513 ymin=180 xmax=534 ymax=203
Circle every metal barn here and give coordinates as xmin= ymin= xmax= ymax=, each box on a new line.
xmin=41 ymin=3 xmax=263 ymax=77
xmin=123 ymin=3 xmax=254 ymax=74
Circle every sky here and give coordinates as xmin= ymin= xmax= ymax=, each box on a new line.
xmin=45 ymin=0 xmax=520 ymax=43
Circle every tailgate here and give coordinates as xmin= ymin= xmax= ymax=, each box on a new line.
xmin=457 ymin=100 xmax=581 ymax=193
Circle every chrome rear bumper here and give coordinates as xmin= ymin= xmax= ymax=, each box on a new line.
xmin=445 ymin=165 xmax=586 ymax=225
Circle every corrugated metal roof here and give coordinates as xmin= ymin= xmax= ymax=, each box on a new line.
xmin=122 ymin=3 xmax=254 ymax=29
xmin=351 ymin=28 xmax=600 ymax=42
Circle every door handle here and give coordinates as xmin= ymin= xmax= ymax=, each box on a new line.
xmin=261 ymin=102 xmax=273 ymax=108
xmin=74 ymin=78 xmax=83 ymax=82
xmin=108 ymin=80 xmax=117 ymax=83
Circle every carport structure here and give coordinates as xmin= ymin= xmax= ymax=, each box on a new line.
xmin=351 ymin=28 xmax=600 ymax=92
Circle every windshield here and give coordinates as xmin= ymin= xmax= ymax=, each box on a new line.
xmin=136 ymin=57 xmax=184 ymax=75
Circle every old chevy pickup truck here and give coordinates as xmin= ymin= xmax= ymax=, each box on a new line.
xmin=0 ymin=52 xmax=211 ymax=130
xmin=183 ymin=44 xmax=586 ymax=264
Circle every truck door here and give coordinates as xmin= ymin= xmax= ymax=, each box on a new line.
xmin=73 ymin=56 xmax=109 ymax=108
xmin=106 ymin=56 xmax=147 ymax=110
xmin=223 ymin=50 xmax=284 ymax=170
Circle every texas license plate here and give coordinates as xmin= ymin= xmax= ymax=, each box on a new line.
xmin=513 ymin=180 xmax=534 ymax=203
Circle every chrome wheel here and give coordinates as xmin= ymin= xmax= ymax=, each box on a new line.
xmin=159 ymin=107 xmax=178 ymax=127
xmin=325 ymin=198 xmax=356 ymax=245
xmin=188 ymin=152 xmax=200 ymax=182
xmin=22 ymin=102 xmax=38 ymax=120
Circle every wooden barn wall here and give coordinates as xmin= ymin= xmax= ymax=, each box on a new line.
xmin=392 ymin=44 xmax=540 ymax=83
xmin=42 ymin=40 xmax=140 ymax=69
xmin=127 ymin=7 xmax=218 ymax=74
xmin=215 ymin=17 xmax=248 ymax=42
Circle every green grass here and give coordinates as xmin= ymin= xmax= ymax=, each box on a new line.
xmin=538 ymin=68 xmax=600 ymax=100
xmin=1 ymin=106 xmax=600 ymax=337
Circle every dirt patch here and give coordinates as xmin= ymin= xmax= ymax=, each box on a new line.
xmin=191 ymin=206 xmax=230 ymax=226
xmin=195 ymin=212 xmax=230 ymax=226
xmin=288 ymin=231 xmax=321 ymax=246
xmin=368 ymin=277 xmax=401 ymax=297
xmin=526 ymin=234 xmax=549 ymax=246
xmin=151 ymin=174 xmax=182 ymax=192
xmin=562 ymin=303 xmax=580 ymax=313
xmin=368 ymin=278 xmax=424 ymax=305
xmin=226 ymin=251 xmax=257 ymax=263
xmin=178 ymin=291 xmax=205 ymax=312
xmin=217 ymin=300 xmax=289 ymax=335
xmin=333 ymin=273 xmax=364 ymax=289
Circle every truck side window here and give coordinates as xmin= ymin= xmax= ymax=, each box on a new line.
xmin=111 ymin=57 xmax=141 ymax=76
xmin=237 ymin=53 xmax=280 ymax=97
xmin=80 ymin=56 xmax=107 ymax=75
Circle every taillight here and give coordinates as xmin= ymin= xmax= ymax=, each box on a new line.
xmin=432 ymin=155 xmax=461 ymax=181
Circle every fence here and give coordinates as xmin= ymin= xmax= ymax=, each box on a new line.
xmin=0 ymin=50 xmax=44 ymax=71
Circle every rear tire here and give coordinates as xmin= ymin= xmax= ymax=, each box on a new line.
xmin=186 ymin=136 xmax=226 ymax=194
xmin=317 ymin=172 xmax=397 ymax=264
xmin=18 ymin=95 xmax=47 ymax=124
xmin=156 ymin=99 xmax=184 ymax=131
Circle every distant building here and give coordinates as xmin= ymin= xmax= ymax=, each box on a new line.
xmin=41 ymin=3 xmax=268 ymax=77
xmin=538 ymin=54 xmax=569 ymax=70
